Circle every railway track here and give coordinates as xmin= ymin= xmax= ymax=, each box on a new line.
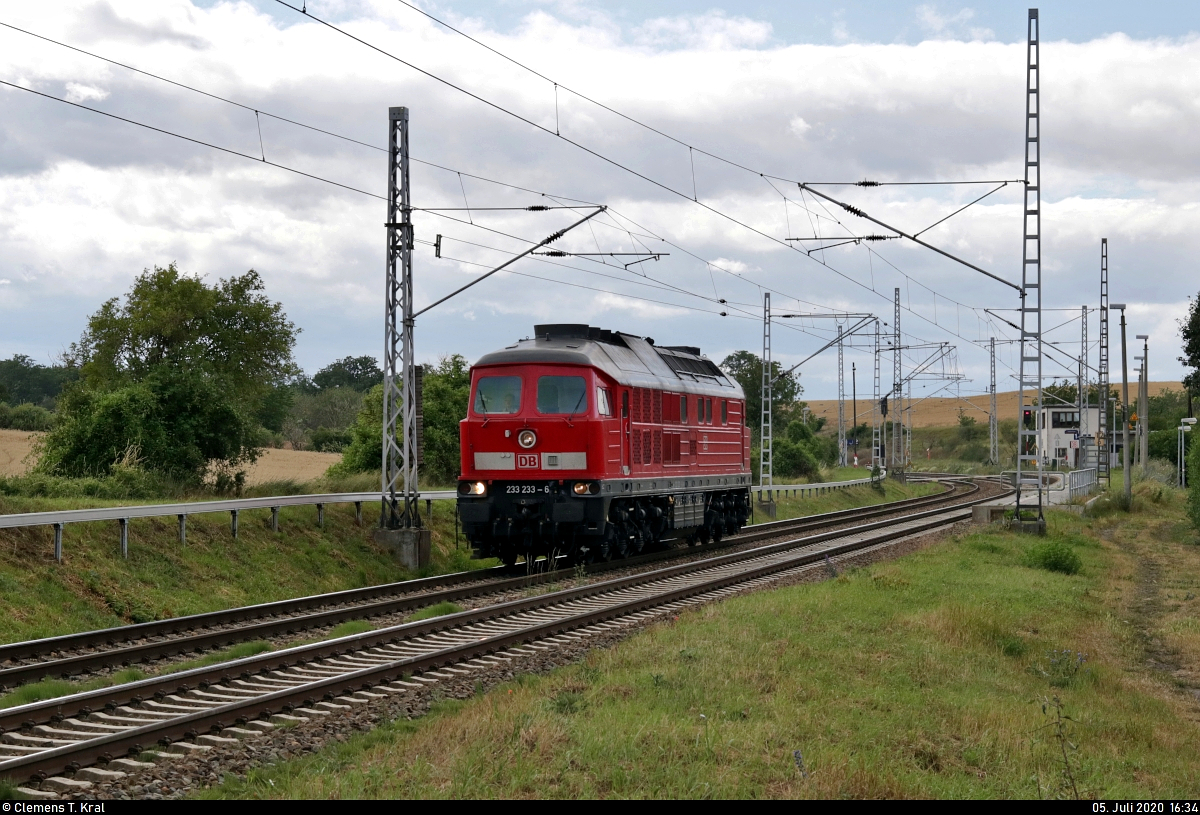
xmin=0 ymin=480 xmax=1006 ymax=788
xmin=0 ymin=479 xmax=987 ymax=691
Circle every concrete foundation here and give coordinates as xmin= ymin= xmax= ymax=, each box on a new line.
xmin=373 ymin=527 xmax=432 ymax=570
xmin=971 ymin=505 xmax=1008 ymax=524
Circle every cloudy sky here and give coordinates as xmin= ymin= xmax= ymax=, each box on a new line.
xmin=2 ymin=0 xmax=1198 ymax=404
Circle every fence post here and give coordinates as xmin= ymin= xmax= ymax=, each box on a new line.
xmin=426 ymin=498 xmax=432 ymax=524
xmin=271 ymin=507 xmax=279 ymax=532
xmin=317 ymin=504 xmax=324 ymax=528
xmin=53 ymin=523 xmax=63 ymax=563
xmin=231 ymin=510 xmax=239 ymax=540
xmin=178 ymin=514 xmax=186 ymax=545
xmin=119 ymin=518 xmax=128 ymax=559
xmin=354 ymin=502 xmax=362 ymax=527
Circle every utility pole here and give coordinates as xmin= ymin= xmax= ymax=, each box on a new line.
xmin=1115 ymin=303 xmax=1131 ymax=503
xmin=989 ymin=336 xmax=999 ymax=465
xmin=760 ymin=292 xmax=773 ymax=495
xmin=893 ymin=287 xmax=902 ymax=472
xmin=1015 ymin=7 xmax=1044 ymax=526
xmin=873 ymin=319 xmax=882 ymax=468
xmin=1098 ymin=240 xmax=1110 ymax=483
xmin=837 ymin=323 xmax=847 ymax=467
xmin=382 ymin=106 xmax=420 ymax=531
xmin=1080 ymin=305 xmax=1089 ymax=447
xmin=852 ymin=362 xmax=858 ymax=463
xmin=1137 ymin=334 xmax=1149 ymax=467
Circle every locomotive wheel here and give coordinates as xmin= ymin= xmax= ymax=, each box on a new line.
xmin=501 ymin=551 xmax=519 ymax=568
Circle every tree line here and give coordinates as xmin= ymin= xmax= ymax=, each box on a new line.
xmin=6 ymin=266 xmax=1198 ymax=492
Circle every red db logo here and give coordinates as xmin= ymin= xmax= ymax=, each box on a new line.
xmin=517 ymin=454 xmax=539 ymax=469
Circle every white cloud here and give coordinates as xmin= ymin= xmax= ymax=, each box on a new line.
xmin=0 ymin=1 xmax=1196 ymax=389
xmin=63 ymin=82 xmax=109 ymax=103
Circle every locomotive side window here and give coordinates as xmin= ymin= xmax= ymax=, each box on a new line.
xmin=680 ymin=395 xmax=687 ymax=424
xmin=721 ymin=399 xmax=728 ymax=425
xmin=596 ymin=387 xmax=613 ymax=417
xmin=622 ymin=391 xmax=630 ymax=418
xmin=705 ymin=398 xmax=713 ymax=424
xmin=473 ymin=376 xmax=522 ymax=415
xmin=537 ymin=376 xmax=587 ymax=414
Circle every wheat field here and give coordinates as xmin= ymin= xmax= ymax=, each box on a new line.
xmin=803 ymin=381 xmax=1183 ymax=428
xmin=0 ymin=431 xmax=342 ymax=485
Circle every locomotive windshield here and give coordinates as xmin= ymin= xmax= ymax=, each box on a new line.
xmin=537 ymin=376 xmax=587 ymax=414
xmin=473 ymin=376 xmax=522 ymax=414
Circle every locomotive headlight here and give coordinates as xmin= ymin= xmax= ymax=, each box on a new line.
xmin=517 ymin=429 xmax=537 ymax=449
xmin=573 ymin=482 xmax=600 ymax=496
xmin=459 ymin=481 xmax=487 ymax=497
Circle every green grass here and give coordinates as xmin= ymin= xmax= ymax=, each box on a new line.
xmin=0 ymin=488 xmax=492 ymax=646
xmin=757 ymin=478 xmax=940 ymax=523
xmin=200 ymin=495 xmax=1200 ymax=799
xmin=327 ymin=620 xmax=374 ymax=638
xmin=0 ymin=668 xmax=146 ymax=709
xmin=406 ymin=601 xmax=465 ymax=623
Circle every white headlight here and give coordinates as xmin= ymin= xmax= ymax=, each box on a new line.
xmin=518 ymin=430 xmax=537 ymax=449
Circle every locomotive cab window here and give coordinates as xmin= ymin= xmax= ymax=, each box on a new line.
xmin=537 ymin=376 xmax=588 ymax=414
xmin=596 ymin=387 xmax=613 ymax=417
xmin=473 ymin=376 xmax=522 ymax=415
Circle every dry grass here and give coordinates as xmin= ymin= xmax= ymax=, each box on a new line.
xmin=0 ymin=430 xmax=37 ymax=477
xmin=0 ymin=430 xmax=340 ymax=486
xmin=806 ymin=381 xmax=1182 ymax=429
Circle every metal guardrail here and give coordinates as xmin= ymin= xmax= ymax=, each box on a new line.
xmin=1066 ymin=468 xmax=1098 ymax=500
xmin=752 ymin=476 xmax=873 ymax=500
xmin=0 ymin=491 xmax=456 ymax=562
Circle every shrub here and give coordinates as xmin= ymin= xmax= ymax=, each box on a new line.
xmin=773 ymin=438 xmax=819 ymax=479
xmin=310 ymin=427 xmax=351 ymax=453
xmin=7 ymin=403 xmax=53 ymax=431
xmin=1189 ymin=437 xmax=1200 ymax=533
xmin=1024 ymin=541 xmax=1082 ymax=575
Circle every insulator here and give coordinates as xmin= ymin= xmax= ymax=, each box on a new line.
xmin=856 ymin=180 xmax=880 ymax=186
xmin=544 ymin=230 xmax=565 ymax=244
xmin=843 ymin=204 xmax=865 ymax=217
xmin=864 ymin=235 xmax=888 ymax=241
xmin=541 ymin=250 xmax=567 ymax=257
xmin=527 ymin=205 xmax=549 ymax=211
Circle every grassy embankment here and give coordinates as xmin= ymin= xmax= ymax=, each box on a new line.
xmin=205 ymin=481 xmax=1200 ymax=799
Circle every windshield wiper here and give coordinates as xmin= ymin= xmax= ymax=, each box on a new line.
xmin=564 ymin=390 xmax=586 ymax=427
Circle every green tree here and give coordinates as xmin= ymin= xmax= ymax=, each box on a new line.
xmin=0 ymin=355 xmax=77 ymax=408
xmin=421 ymin=355 xmax=471 ymax=485
xmin=720 ymin=350 xmax=805 ymax=441
xmin=1180 ymin=293 xmax=1200 ymax=396
xmin=41 ymin=264 xmax=298 ymax=483
xmin=313 ymin=355 xmax=382 ymax=392
xmin=68 ymin=263 xmax=298 ymax=414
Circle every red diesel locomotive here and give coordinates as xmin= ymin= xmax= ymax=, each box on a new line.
xmin=456 ymin=324 xmax=752 ymax=564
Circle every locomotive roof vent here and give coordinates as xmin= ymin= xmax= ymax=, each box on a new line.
xmin=534 ymin=324 xmax=626 ymax=346
xmin=660 ymin=345 xmax=701 ymax=356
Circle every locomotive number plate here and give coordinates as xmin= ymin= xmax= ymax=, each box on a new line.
xmin=517 ymin=453 xmax=539 ymax=468
xmin=505 ymin=485 xmax=551 ymax=495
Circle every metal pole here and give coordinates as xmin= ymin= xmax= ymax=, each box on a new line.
xmin=383 ymin=105 xmax=419 ymax=529
xmin=230 ymin=510 xmax=238 ymax=540
xmin=989 ymin=336 xmax=999 ymax=465
xmin=1080 ymin=305 xmax=1089 ymax=461
xmin=1015 ymin=7 xmax=1044 ymax=524
xmin=760 ymin=292 xmax=773 ymax=491
xmin=178 ymin=514 xmax=186 ymax=545
xmin=837 ymin=323 xmax=846 ymax=467
xmin=1098 ymin=239 xmax=1110 ymax=484
xmin=852 ymin=361 xmax=858 ymax=464
xmin=893 ymin=287 xmax=901 ymax=472
xmin=873 ymin=319 xmax=881 ymax=468
xmin=1118 ymin=306 xmax=1131 ymax=503
xmin=1138 ymin=335 xmax=1149 ymax=467
xmin=53 ymin=523 xmax=63 ymax=563
xmin=119 ymin=518 xmax=128 ymax=559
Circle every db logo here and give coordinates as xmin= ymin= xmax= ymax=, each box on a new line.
xmin=517 ymin=454 xmax=539 ymax=469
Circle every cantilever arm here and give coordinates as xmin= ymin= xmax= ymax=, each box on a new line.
xmin=797 ymin=184 xmax=1020 ymax=292
xmin=414 ymin=206 xmax=606 ymax=317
